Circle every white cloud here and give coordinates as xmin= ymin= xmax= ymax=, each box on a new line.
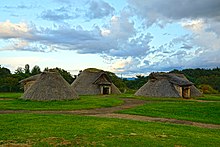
xmin=0 ymin=20 xmax=32 ymax=39
xmin=181 ymin=19 xmax=205 ymax=32
xmin=101 ymin=29 xmax=111 ymax=36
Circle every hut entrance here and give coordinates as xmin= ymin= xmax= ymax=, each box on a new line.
xmin=101 ymin=86 xmax=111 ymax=95
xmin=182 ymin=87 xmax=190 ymax=98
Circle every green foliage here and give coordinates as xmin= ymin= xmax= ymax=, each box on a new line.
xmin=123 ymin=75 xmax=148 ymax=90
xmin=0 ymin=66 xmax=11 ymax=76
xmin=106 ymin=71 xmax=127 ymax=93
xmin=24 ymin=64 xmax=30 ymax=74
xmin=0 ymin=67 xmax=21 ymax=92
xmin=55 ymin=67 xmax=75 ymax=84
xmin=31 ymin=65 xmax=41 ymax=75
xmin=0 ymin=114 xmax=219 ymax=146
xmin=199 ymin=84 xmax=218 ymax=94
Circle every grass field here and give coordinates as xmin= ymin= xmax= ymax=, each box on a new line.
xmin=0 ymin=94 xmax=123 ymax=110
xmin=119 ymin=100 xmax=220 ymax=124
xmin=0 ymin=93 xmax=220 ymax=146
xmin=196 ymin=94 xmax=220 ymax=101
xmin=0 ymin=92 xmax=22 ymax=99
xmin=0 ymin=114 xmax=219 ymax=146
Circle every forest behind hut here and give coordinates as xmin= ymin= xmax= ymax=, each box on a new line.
xmin=0 ymin=64 xmax=220 ymax=94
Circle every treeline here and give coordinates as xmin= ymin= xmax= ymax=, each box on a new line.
xmin=0 ymin=65 xmax=74 ymax=92
xmin=0 ymin=65 xmax=219 ymax=94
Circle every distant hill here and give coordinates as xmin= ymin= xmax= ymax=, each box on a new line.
xmin=124 ymin=77 xmax=136 ymax=81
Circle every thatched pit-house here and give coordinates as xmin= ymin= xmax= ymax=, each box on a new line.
xmin=21 ymin=71 xmax=78 ymax=101
xmin=71 ymin=68 xmax=121 ymax=95
xmin=19 ymin=74 xmax=40 ymax=91
xmin=135 ymin=73 xmax=202 ymax=98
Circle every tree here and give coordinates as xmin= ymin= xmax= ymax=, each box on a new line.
xmin=15 ymin=67 xmax=24 ymax=75
xmin=106 ymin=71 xmax=127 ymax=92
xmin=3 ymin=77 xmax=19 ymax=92
xmin=123 ymin=75 xmax=148 ymax=91
xmin=31 ymin=65 xmax=41 ymax=75
xmin=55 ymin=67 xmax=75 ymax=84
xmin=24 ymin=64 xmax=30 ymax=74
xmin=0 ymin=66 xmax=11 ymax=77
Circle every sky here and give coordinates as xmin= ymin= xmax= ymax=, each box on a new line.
xmin=0 ymin=0 xmax=220 ymax=77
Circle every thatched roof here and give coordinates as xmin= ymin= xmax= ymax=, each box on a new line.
xmin=71 ymin=68 xmax=121 ymax=95
xmin=93 ymin=72 xmax=112 ymax=85
xmin=21 ymin=71 xmax=78 ymax=101
xmin=135 ymin=72 xmax=202 ymax=98
xmin=149 ymin=73 xmax=193 ymax=86
xmin=19 ymin=74 xmax=40 ymax=84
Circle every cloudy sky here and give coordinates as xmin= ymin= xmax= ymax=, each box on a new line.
xmin=0 ymin=0 xmax=220 ymax=77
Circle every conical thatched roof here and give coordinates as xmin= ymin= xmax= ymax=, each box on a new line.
xmin=135 ymin=72 xmax=202 ymax=98
xmin=71 ymin=68 xmax=121 ymax=95
xmin=21 ymin=71 xmax=78 ymax=101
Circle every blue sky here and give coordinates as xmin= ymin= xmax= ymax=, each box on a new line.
xmin=0 ymin=0 xmax=220 ymax=77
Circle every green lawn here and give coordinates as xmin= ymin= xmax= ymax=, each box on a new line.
xmin=196 ymin=94 xmax=220 ymax=101
xmin=0 ymin=92 xmax=22 ymax=99
xmin=0 ymin=114 xmax=219 ymax=146
xmin=119 ymin=100 xmax=220 ymax=124
xmin=0 ymin=94 xmax=123 ymax=110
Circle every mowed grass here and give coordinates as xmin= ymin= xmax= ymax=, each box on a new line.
xmin=196 ymin=94 xmax=220 ymax=101
xmin=119 ymin=100 xmax=220 ymax=124
xmin=0 ymin=93 xmax=123 ymax=110
xmin=0 ymin=92 xmax=22 ymax=99
xmin=0 ymin=114 xmax=219 ymax=146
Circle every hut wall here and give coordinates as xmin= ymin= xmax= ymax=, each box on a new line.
xmin=174 ymin=85 xmax=182 ymax=97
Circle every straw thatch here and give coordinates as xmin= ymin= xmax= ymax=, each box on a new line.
xmin=21 ymin=71 xmax=78 ymax=101
xmin=19 ymin=74 xmax=40 ymax=91
xmin=135 ymin=72 xmax=202 ymax=98
xmin=71 ymin=68 xmax=121 ymax=95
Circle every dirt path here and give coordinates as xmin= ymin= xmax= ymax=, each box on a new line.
xmin=0 ymin=98 xmax=14 ymax=100
xmin=0 ymin=98 xmax=146 ymax=115
xmin=0 ymin=98 xmax=219 ymax=129
xmin=194 ymin=99 xmax=220 ymax=103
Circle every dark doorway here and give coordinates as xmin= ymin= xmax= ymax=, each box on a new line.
xmin=182 ymin=87 xmax=190 ymax=98
xmin=103 ymin=87 xmax=110 ymax=94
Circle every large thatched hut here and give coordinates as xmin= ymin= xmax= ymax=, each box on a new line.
xmin=71 ymin=68 xmax=121 ymax=95
xmin=21 ymin=71 xmax=78 ymax=101
xmin=135 ymin=73 xmax=202 ymax=98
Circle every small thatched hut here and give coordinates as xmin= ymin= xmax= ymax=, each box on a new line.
xmin=19 ymin=74 xmax=40 ymax=91
xmin=21 ymin=71 xmax=78 ymax=101
xmin=71 ymin=68 xmax=121 ymax=95
xmin=135 ymin=73 xmax=202 ymax=98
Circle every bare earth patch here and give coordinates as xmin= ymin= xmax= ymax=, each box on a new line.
xmin=0 ymin=98 xmax=14 ymax=100
xmin=0 ymin=98 xmax=219 ymax=129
